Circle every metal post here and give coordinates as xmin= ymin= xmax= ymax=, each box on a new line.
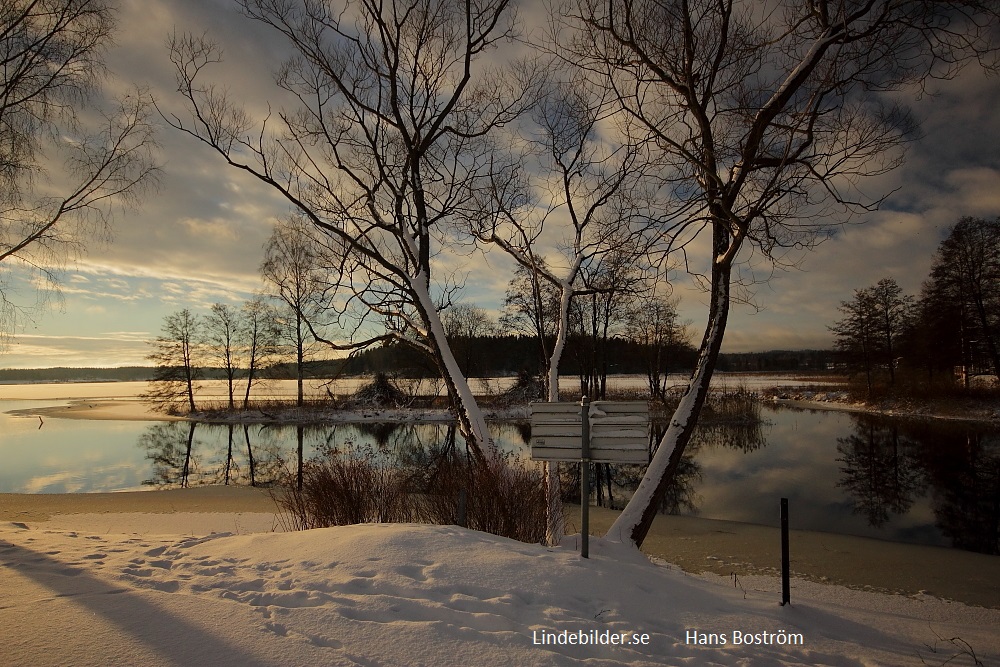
xmin=458 ymin=488 xmax=468 ymax=528
xmin=581 ymin=395 xmax=590 ymax=559
xmin=780 ymin=497 xmax=790 ymax=605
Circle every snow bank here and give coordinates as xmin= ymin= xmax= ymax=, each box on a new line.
xmin=2 ymin=521 xmax=997 ymax=666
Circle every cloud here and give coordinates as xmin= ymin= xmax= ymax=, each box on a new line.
xmin=2 ymin=333 xmax=152 ymax=368
xmin=7 ymin=0 xmax=1000 ymax=367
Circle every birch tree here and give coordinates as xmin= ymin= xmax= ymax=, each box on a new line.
xmin=475 ymin=76 xmax=663 ymax=542
xmin=625 ymin=291 xmax=689 ymax=402
xmin=555 ymin=0 xmax=1000 ymax=546
xmin=442 ymin=303 xmax=495 ymax=378
xmin=261 ymin=215 xmax=327 ymax=408
xmin=572 ymin=248 xmax=649 ymax=399
xmin=145 ymin=308 xmax=201 ymax=414
xmin=500 ymin=261 xmax=560 ymax=378
xmin=205 ymin=302 xmax=241 ymax=410
xmin=241 ymin=296 xmax=279 ymax=409
xmin=165 ymin=0 xmax=533 ymax=454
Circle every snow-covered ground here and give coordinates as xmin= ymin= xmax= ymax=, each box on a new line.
xmin=2 ymin=518 xmax=997 ymax=666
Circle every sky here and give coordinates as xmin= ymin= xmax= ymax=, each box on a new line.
xmin=1 ymin=0 xmax=999 ymax=369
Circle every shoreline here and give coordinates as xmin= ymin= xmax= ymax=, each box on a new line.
xmin=3 ymin=488 xmax=997 ymax=609
xmin=9 ymin=394 xmax=1000 ymax=426
xmin=4 ymin=380 xmax=998 ymax=611
xmin=772 ymin=397 xmax=1000 ymax=423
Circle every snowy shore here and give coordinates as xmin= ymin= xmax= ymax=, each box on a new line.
xmin=3 ymin=377 xmax=999 ymax=665
xmin=4 ymin=488 xmax=997 ymax=608
xmin=2 ymin=496 xmax=999 ymax=666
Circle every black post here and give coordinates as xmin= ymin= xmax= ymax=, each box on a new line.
xmin=458 ymin=488 xmax=468 ymax=528
xmin=780 ymin=497 xmax=790 ymax=605
xmin=581 ymin=396 xmax=590 ymax=559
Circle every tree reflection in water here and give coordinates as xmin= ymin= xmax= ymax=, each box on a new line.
xmin=913 ymin=422 xmax=1000 ymax=555
xmin=133 ymin=413 xmax=999 ymax=555
xmin=836 ymin=414 xmax=1000 ymax=555
xmin=140 ymin=422 xmax=200 ymax=488
xmin=556 ymin=422 xmax=702 ymax=513
xmin=836 ymin=418 xmax=924 ymax=528
xmin=139 ymin=422 xmax=284 ymax=489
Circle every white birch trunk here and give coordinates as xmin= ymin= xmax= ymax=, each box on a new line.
xmin=607 ymin=252 xmax=732 ymax=547
xmin=547 ymin=283 xmax=573 ymax=403
xmin=409 ymin=273 xmax=492 ymax=452
xmin=542 ymin=282 xmax=574 ymax=545
xmin=605 ymin=342 xmax=715 ymax=543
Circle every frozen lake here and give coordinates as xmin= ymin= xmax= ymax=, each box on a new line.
xmin=2 ymin=379 xmax=997 ymax=555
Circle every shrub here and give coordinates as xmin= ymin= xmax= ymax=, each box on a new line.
xmin=348 ymin=372 xmax=409 ymax=408
xmin=418 ymin=451 xmax=548 ymax=544
xmin=275 ymin=444 xmax=414 ymax=530
xmin=274 ymin=443 xmax=550 ymax=544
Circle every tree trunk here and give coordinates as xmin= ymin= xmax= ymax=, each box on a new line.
xmin=541 ymin=282 xmax=573 ymax=546
xmin=296 ymin=314 xmax=305 ymax=408
xmin=184 ymin=342 xmax=196 ymax=412
xmin=410 ymin=273 xmax=491 ymax=457
xmin=547 ymin=283 xmax=573 ymax=403
xmin=607 ymin=234 xmax=733 ymax=547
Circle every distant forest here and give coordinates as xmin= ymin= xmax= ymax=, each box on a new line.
xmin=0 ymin=344 xmax=834 ymax=382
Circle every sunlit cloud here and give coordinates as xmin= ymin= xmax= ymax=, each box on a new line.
xmin=3 ymin=0 xmax=999 ymax=368
xmin=3 ymin=333 xmax=153 ymax=368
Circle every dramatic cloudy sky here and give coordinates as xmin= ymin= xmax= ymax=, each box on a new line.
xmin=1 ymin=0 xmax=999 ymax=369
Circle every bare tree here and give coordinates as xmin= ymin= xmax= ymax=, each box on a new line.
xmin=0 ymin=0 xmax=158 ymax=342
xmin=832 ymin=278 xmax=912 ymax=396
xmin=442 ymin=303 xmax=495 ymax=378
xmin=205 ymin=302 xmax=242 ymax=410
xmin=572 ymin=248 xmax=649 ymax=399
xmin=869 ymin=277 xmax=913 ymax=386
xmin=832 ymin=286 xmax=880 ymax=397
xmin=477 ymin=75 xmax=662 ymax=402
xmin=241 ymin=296 xmax=279 ymax=409
xmin=500 ymin=261 xmax=561 ymax=375
xmin=144 ymin=309 xmax=201 ymax=414
xmin=261 ymin=215 xmax=326 ymax=408
xmin=555 ymin=0 xmax=1000 ymax=546
xmin=165 ymin=0 xmax=533 ymax=454
xmin=625 ymin=290 xmax=689 ymax=402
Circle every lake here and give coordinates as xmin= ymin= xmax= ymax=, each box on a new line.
xmin=2 ymin=391 xmax=997 ymax=555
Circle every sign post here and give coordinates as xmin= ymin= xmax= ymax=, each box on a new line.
xmin=529 ymin=398 xmax=649 ymax=559
xmin=580 ymin=396 xmax=590 ymax=559
xmin=780 ymin=497 xmax=790 ymax=605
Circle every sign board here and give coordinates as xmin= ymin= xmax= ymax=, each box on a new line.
xmin=529 ymin=401 xmax=649 ymax=464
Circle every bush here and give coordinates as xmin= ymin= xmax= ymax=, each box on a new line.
xmin=275 ymin=444 xmax=414 ymax=530
xmin=273 ymin=444 xmax=550 ymax=544
xmin=348 ymin=372 xmax=409 ymax=408
xmin=495 ymin=369 xmax=546 ymax=406
xmin=418 ymin=451 xmax=548 ymax=544
xmin=700 ymin=386 xmax=763 ymax=425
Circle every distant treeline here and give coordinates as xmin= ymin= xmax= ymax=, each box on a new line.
xmin=329 ymin=339 xmax=834 ymax=377
xmin=718 ymin=349 xmax=835 ymax=373
xmin=0 ymin=366 xmax=155 ymax=382
xmin=1 ymin=343 xmax=835 ymax=382
xmin=326 ymin=335 xmax=699 ymax=378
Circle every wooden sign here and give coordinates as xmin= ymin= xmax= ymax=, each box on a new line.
xmin=529 ymin=401 xmax=649 ymax=464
